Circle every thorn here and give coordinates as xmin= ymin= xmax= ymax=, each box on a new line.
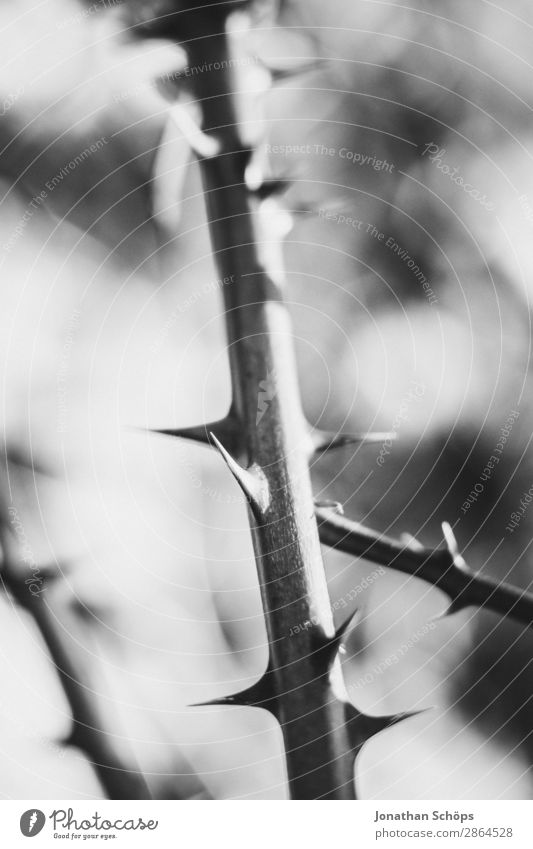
xmin=169 ymin=102 xmax=221 ymax=158
xmin=310 ymin=429 xmax=396 ymax=456
xmin=334 ymin=609 xmax=361 ymax=649
xmin=252 ymin=179 xmax=292 ymax=201
xmin=133 ymin=416 xmax=243 ymax=457
xmin=236 ymin=146 xmax=254 ymax=172
xmin=428 ymin=596 xmax=466 ymax=624
xmin=210 ymin=433 xmax=270 ymax=518
xmin=263 ymin=60 xmax=326 ymax=83
xmin=190 ymin=669 xmax=277 ymax=715
xmin=381 ymin=707 xmax=434 ymax=732
xmin=343 ymin=702 xmax=433 ymax=755
xmin=400 ymin=532 xmax=424 ymax=552
xmin=314 ymin=499 xmax=344 ymax=515
xmin=442 ymin=522 xmax=468 ymax=572
xmin=63 ymin=726 xmax=85 ymax=751
xmin=189 ymin=696 xmax=238 ymax=708
xmin=318 ymin=610 xmax=361 ymax=671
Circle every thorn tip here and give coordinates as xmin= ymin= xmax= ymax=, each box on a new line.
xmin=210 ymin=433 xmax=270 ymax=517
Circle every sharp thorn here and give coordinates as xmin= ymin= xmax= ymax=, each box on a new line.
xmin=63 ymin=726 xmax=85 ymax=751
xmin=169 ymin=103 xmax=220 ymax=158
xmin=128 ymin=416 xmax=243 ymax=457
xmin=320 ymin=610 xmax=361 ymax=670
xmin=189 ymin=696 xmax=239 ymax=708
xmin=264 ymin=60 xmax=326 ymax=82
xmin=427 ymin=608 xmax=450 ymax=626
xmin=334 ymin=609 xmax=361 ymax=652
xmin=381 ymin=706 xmax=434 ymax=731
xmin=442 ymin=522 xmax=468 ymax=572
xmin=251 ymin=179 xmax=291 ymax=200
xmin=427 ymin=599 xmax=465 ymax=624
xmin=344 ymin=702 xmax=433 ymax=754
xmin=61 ymin=732 xmax=75 ymax=749
xmin=400 ymin=532 xmax=424 ymax=552
xmin=189 ymin=670 xmax=277 ymax=714
xmin=314 ymin=499 xmax=344 ymax=515
xmin=209 ymin=433 xmax=270 ymax=518
xmin=310 ymin=429 xmax=397 ymax=456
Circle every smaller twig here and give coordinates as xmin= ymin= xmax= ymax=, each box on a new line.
xmin=316 ymin=508 xmax=533 ymax=629
xmin=0 ymin=528 xmax=151 ymax=799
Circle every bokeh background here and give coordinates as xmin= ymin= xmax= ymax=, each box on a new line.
xmin=1 ymin=0 xmax=533 ymax=799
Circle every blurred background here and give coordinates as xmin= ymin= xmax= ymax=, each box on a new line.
xmin=1 ymin=0 xmax=533 ymax=799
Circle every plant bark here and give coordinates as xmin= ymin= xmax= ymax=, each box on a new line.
xmin=188 ymin=30 xmax=358 ymax=799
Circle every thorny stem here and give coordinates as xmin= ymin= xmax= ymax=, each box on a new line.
xmin=316 ymin=509 xmax=533 ymax=628
xmin=130 ymin=1 xmax=533 ymax=800
xmin=186 ymin=27 xmax=360 ymax=799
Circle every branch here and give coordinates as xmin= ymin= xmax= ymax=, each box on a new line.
xmin=182 ymin=25 xmax=362 ymax=798
xmin=316 ymin=508 xmax=533 ymax=629
xmin=0 ymin=528 xmax=151 ymax=799
xmin=131 ymin=1 xmax=439 ymax=798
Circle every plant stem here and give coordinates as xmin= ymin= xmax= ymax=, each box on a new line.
xmin=187 ymin=29 xmax=358 ymax=799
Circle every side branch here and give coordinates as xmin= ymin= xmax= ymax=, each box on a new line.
xmin=316 ymin=509 xmax=533 ymax=629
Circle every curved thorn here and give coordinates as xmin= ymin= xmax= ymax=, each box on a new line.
xmin=210 ymin=433 xmax=270 ymax=518
xmin=169 ymin=103 xmax=221 ymax=158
